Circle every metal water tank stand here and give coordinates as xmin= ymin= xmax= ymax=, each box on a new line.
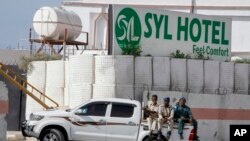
xmin=29 ymin=28 xmax=89 ymax=55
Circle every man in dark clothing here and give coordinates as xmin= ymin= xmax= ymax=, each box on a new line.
xmin=174 ymin=97 xmax=198 ymax=140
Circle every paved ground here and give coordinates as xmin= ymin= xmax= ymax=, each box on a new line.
xmin=7 ymin=131 xmax=36 ymax=141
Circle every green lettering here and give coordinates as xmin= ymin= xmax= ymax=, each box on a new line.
xmin=206 ymin=46 xmax=210 ymax=55
xmin=153 ymin=14 xmax=164 ymax=39
xmin=202 ymin=20 xmax=212 ymax=43
xmin=177 ymin=17 xmax=189 ymax=41
xmin=212 ymin=21 xmax=220 ymax=44
xmin=190 ymin=18 xmax=202 ymax=42
xmin=193 ymin=44 xmax=197 ymax=53
xmin=144 ymin=13 xmax=153 ymax=38
xmin=221 ymin=22 xmax=229 ymax=45
xmin=164 ymin=15 xmax=172 ymax=40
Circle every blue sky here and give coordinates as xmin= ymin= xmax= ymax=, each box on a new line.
xmin=0 ymin=0 xmax=62 ymax=49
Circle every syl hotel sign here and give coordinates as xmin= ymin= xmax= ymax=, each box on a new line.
xmin=112 ymin=6 xmax=232 ymax=61
xmin=115 ymin=7 xmax=142 ymax=48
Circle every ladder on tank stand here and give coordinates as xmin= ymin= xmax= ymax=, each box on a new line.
xmin=0 ymin=62 xmax=58 ymax=109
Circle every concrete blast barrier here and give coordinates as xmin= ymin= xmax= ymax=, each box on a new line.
xmin=46 ymin=61 xmax=65 ymax=87
xmin=69 ymin=55 xmax=94 ymax=84
xmin=64 ymin=87 xmax=69 ymax=106
xmin=68 ymin=84 xmax=92 ymax=108
xmin=45 ymin=87 xmax=64 ymax=107
xmin=153 ymin=57 xmax=170 ymax=91
xmin=187 ymin=60 xmax=204 ymax=93
xmin=95 ymin=56 xmax=115 ymax=84
xmin=0 ymin=114 xmax=7 ymax=141
xmin=116 ymin=85 xmax=134 ymax=99
xmin=93 ymin=84 xmax=134 ymax=99
xmin=93 ymin=84 xmax=116 ymax=99
xmin=204 ymin=60 xmax=220 ymax=94
xmin=220 ymin=62 xmax=234 ymax=94
xmin=135 ymin=57 xmax=152 ymax=87
xmin=64 ymin=61 xmax=70 ymax=87
xmin=134 ymin=84 xmax=147 ymax=102
xmin=115 ymin=55 xmax=134 ymax=84
xmin=27 ymin=61 xmax=46 ymax=88
xmin=171 ymin=58 xmax=187 ymax=92
xmin=0 ymin=81 xmax=8 ymax=101
xmin=25 ymin=87 xmax=44 ymax=119
xmin=234 ymin=63 xmax=249 ymax=94
xmin=0 ymin=81 xmax=8 ymax=141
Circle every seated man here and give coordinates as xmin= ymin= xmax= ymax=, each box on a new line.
xmin=158 ymin=97 xmax=174 ymax=140
xmin=143 ymin=95 xmax=159 ymax=137
xmin=174 ymin=97 xmax=198 ymax=140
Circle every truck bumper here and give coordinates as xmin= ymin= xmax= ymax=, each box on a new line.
xmin=21 ymin=120 xmax=39 ymax=138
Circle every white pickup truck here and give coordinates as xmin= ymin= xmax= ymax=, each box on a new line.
xmin=22 ymin=98 xmax=195 ymax=141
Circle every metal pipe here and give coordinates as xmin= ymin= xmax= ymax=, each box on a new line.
xmin=29 ymin=28 xmax=33 ymax=55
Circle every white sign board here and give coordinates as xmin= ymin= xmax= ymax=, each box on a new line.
xmin=112 ymin=5 xmax=232 ymax=61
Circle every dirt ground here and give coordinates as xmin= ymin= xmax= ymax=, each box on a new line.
xmin=7 ymin=131 xmax=36 ymax=141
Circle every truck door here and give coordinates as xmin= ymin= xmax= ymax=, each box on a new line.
xmin=71 ymin=102 xmax=109 ymax=141
xmin=106 ymin=102 xmax=141 ymax=141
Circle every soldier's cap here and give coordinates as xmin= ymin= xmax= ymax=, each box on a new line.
xmin=164 ymin=97 xmax=170 ymax=102
xmin=180 ymin=97 xmax=186 ymax=101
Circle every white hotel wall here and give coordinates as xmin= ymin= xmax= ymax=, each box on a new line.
xmin=63 ymin=6 xmax=108 ymax=50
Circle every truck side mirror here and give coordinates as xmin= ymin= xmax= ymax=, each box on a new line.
xmin=75 ymin=108 xmax=87 ymax=116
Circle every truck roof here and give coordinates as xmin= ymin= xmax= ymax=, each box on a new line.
xmin=89 ymin=98 xmax=140 ymax=105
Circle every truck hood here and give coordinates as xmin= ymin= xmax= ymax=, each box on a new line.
xmin=32 ymin=109 xmax=71 ymax=117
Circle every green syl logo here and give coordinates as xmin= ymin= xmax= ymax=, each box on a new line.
xmin=115 ymin=8 xmax=142 ymax=49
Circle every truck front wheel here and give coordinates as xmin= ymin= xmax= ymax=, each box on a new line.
xmin=40 ymin=129 xmax=65 ymax=141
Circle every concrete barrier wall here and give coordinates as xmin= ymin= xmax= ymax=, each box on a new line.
xmin=24 ymin=55 xmax=250 ymax=140
xmin=95 ymin=56 xmax=115 ymax=84
xmin=234 ymin=64 xmax=249 ymax=94
xmin=25 ymin=87 xmax=44 ymax=119
xmin=171 ymin=58 xmax=187 ymax=92
xmin=115 ymin=55 xmax=134 ymax=85
xmin=204 ymin=60 xmax=220 ymax=94
xmin=145 ymin=91 xmax=250 ymax=141
xmin=219 ymin=62 xmax=234 ymax=94
xmin=93 ymin=84 xmax=116 ymax=99
xmin=69 ymin=55 xmax=94 ymax=84
xmin=153 ymin=57 xmax=171 ymax=91
xmin=26 ymin=61 xmax=47 ymax=119
xmin=68 ymin=84 xmax=92 ymax=108
xmin=135 ymin=57 xmax=152 ymax=86
xmin=187 ymin=60 xmax=204 ymax=93
xmin=135 ymin=57 xmax=152 ymax=101
xmin=27 ymin=61 xmax=46 ymax=88
xmin=0 ymin=81 xmax=8 ymax=141
xmin=46 ymin=61 xmax=65 ymax=87
xmin=26 ymin=56 xmax=250 ymax=115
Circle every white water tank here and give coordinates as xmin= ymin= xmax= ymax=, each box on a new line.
xmin=33 ymin=7 xmax=82 ymax=40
